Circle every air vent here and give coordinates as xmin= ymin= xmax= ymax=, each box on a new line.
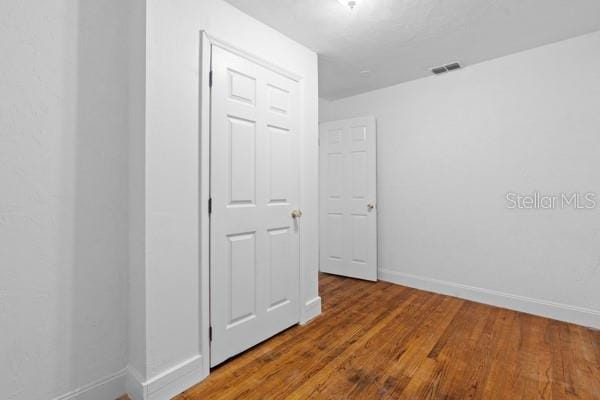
xmin=431 ymin=62 xmax=462 ymax=75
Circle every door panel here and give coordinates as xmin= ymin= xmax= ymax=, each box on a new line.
xmin=228 ymin=117 xmax=256 ymax=205
xmin=319 ymin=116 xmax=377 ymax=281
xmin=227 ymin=232 xmax=256 ymax=327
xmin=210 ymin=45 xmax=301 ymax=367
xmin=268 ymin=125 xmax=292 ymax=203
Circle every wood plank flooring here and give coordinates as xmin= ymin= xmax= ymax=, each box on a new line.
xmin=177 ymin=273 xmax=600 ymax=400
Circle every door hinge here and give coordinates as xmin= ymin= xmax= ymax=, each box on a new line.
xmin=209 ymin=326 xmax=213 ymax=342
xmin=208 ymin=197 xmax=212 ymax=214
xmin=209 ymin=70 xmax=213 ymax=88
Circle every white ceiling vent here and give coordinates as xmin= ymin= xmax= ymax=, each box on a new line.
xmin=431 ymin=62 xmax=462 ymax=75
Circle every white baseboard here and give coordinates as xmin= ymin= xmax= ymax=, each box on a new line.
xmin=378 ymin=268 xmax=600 ymax=329
xmin=127 ymin=355 xmax=207 ymax=400
xmin=126 ymin=367 xmax=145 ymax=400
xmin=301 ymin=296 xmax=322 ymax=324
xmin=52 ymin=368 xmax=127 ymax=400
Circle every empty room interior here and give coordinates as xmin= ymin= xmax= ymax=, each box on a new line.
xmin=2 ymin=0 xmax=600 ymax=399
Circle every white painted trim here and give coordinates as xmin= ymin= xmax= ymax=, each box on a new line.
xmin=378 ymin=268 xmax=600 ymax=329
xmin=301 ymin=296 xmax=322 ymax=324
xmin=126 ymin=367 xmax=145 ymax=400
xmin=52 ymin=368 xmax=126 ymax=400
xmin=204 ymin=33 xmax=302 ymax=82
xmin=198 ymin=30 xmax=212 ymax=380
xmin=126 ymin=355 xmax=207 ymax=400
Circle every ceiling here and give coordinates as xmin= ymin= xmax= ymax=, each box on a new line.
xmin=224 ymin=0 xmax=600 ymax=100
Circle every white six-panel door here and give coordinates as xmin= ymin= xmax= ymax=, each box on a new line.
xmin=210 ymin=45 xmax=301 ymax=367
xmin=319 ymin=117 xmax=377 ymax=281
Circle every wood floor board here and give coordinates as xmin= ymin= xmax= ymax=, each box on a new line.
xmin=443 ymin=305 xmax=503 ymax=400
xmin=374 ymin=296 xmax=466 ymax=399
xmin=261 ymin=287 xmax=416 ymax=398
xmin=177 ymin=273 xmax=600 ymax=400
xmin=294 ymin=292 xmax=444 ymax=399
xmin=426 ymin=304 xmax=496 ymax=399
xmin=223 ymin=285 xmax=414 ymax=400
xmin=185 ymin=280 xmax=401 ymax=400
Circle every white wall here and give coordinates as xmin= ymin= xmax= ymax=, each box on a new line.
xmin=0 ymin=1 xmax=131 ymax=399
xmin=0 ymin=0 xmax=317 ymax=398
xmin=127 ymin=0 xmax=320 ymax=398
xmin=320 ymin=31 xmax=600 ymax=328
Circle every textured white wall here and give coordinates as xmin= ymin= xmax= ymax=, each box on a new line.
xmin=0 ymin=1 xmax=130 ymax=399
xmin=320 ymin=31 xmax=600 ymax=327
xmin=0 ymin=0 xmax=316 ymax=398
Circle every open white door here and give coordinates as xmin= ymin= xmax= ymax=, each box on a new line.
xmin=319 ymin=116 xmax=377 ymax=281
xmin=210 ymin=45 xmax=301 ymax=367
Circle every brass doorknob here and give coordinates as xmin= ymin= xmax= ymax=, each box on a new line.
xmin=291 ymin=209 xmax=303 ymax=218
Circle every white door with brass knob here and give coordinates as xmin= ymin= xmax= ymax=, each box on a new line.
xmin=319 ymin=116 xmax=377 ymax=281
xmin=210 ymin=45 xmax=301 ymax=367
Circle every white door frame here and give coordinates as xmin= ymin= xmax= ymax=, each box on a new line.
xmin=199 ymin=31 xmax=313 ymax=373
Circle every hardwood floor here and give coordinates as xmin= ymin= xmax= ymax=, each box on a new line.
xmin=177 ymin=273 xmax=600 ymax=400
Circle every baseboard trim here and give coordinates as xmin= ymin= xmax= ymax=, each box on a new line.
xmin=300 ymin=296 xmax=322 ymax=324
xmin=125 ymin=367 xmax=144 ymax=400
xmin=52 ymin=368 xmax=127 ymax=400
xmin=378 ymin=268 xmax=600 ymax=329
xmin=127 ymin=355 xmax=207 ymax=400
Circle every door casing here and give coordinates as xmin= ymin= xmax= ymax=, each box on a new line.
xmin=199 ymin=31 xmax=313 ymax=373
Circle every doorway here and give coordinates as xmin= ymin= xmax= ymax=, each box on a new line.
xmin=208 ymin=43 xmax=303 ymax=367
xmin=319 ymin=116 xmax=378 ymax=281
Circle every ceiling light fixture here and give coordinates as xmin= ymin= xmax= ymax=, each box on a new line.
xmin=338 ymin=0 xmax=359 ymax=10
